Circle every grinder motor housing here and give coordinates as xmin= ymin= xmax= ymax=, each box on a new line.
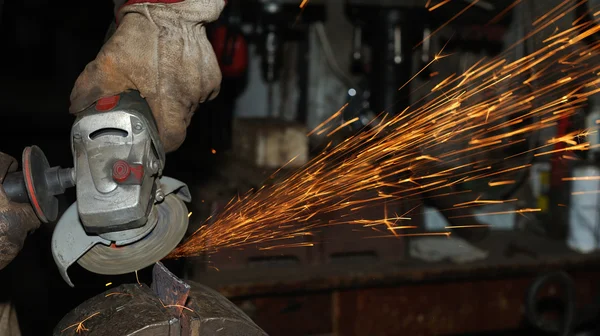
xmin=71 ymin=91 xmax=166 ymax=235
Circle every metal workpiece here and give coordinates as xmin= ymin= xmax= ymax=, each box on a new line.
xmin=54 ymin=284 xmax=180 ymax=336
xmin=183 ymin=284 xmax=268 ymax=336
xmin=152 ymin=262 xmax=191 ymax=317
xmin=151 ymin=262 xmax=268 ymax=335
xmin=71 ymin=90 xmax=165 ymax=234
xmin=51 ymin=177 xmax=191 ymax=287
xmin=54 ymin=262 xmax=267 ymax=336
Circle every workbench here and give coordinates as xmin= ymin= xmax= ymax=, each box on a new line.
xmin=189 ymin=231 xmax=600 ymax=336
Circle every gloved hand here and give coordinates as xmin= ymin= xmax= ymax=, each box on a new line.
xmin=70 ymin=0 xmax=226 ymax=153
xmin=0 ymin=153 xmax=40 ymax=270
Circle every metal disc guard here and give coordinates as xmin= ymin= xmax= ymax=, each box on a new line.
xmin=51 ymin=176 xmax=191 ymax=287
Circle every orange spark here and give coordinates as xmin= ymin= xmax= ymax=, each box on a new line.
xmin=259 ymin=242 xmax=315 ymax=250
xmin=308 ymin=103 xmax=348 ymax=136
xmin=61 ymin=312 xmax=100 ymax=334
xmin=563 ymin=176 xmax=600 ymax=181
xmin=365 ymin=232 xmax=451 ymax=239
xmin=572 ymin=190 xmax=600 ymax=195
xmin=429 ymin=0 xmax=451 ymax=12
xmin=387 ymin=226 xmax=421 ymax=230
xmin=488 ymin=0 xmax=523 ymax=25
xmin=533 ymin=0 xmax=572 ymax=26
xmin=453 ymin=197 xmax=514 ymax=207
xmin=445 ymin=225 xmax=491 ymax=229
xmin=167 ymin=7 xmax=600 ymax=259
xmin=488 ymin=180 xmax=516 ymax=187
xmin=415 ymin=0 xmax=481 ymax=48
xmin=158 ymin=298 xmax=195 ymax=313
xmin=105 ymin=292 xmax=133 ymax=298
xmin=449 ymin=208 xmax=541 ymax=219
xmin=327 ymin=117 xmax=359 ymax=137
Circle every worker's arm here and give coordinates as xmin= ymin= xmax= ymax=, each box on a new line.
xmin=0 ymin=153 xmax=40 ymax=270
xmin=70 ymin=0 xmax=226 ymax=153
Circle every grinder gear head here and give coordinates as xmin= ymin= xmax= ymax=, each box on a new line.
xmin=51 ymin=91 xmax=191 ymax=287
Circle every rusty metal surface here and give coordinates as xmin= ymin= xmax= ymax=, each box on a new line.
xmin=185 ymin=232 xmax=600 ymax=336
xmin=55 ymin=263 xmax=268 ymax=336
xmin=54 ymin=284 xmax=179 ymax=336
xmin=231 ymin=293 xmax=333 ymax=336
xmin=152 ymin=261 xmax=191 ymax=317
xmin=334 ymin=271 xmax=600 ymax=336
xmin=205 ymin=270 xmax=600 ymax=336
xmin=181 ymin=283 xmax=267 ymax=336
xmin=192 ymin=231 xmax=600 ymax=298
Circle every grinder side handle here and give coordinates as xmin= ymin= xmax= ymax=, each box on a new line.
xmin=1 ymin=146 xmax=75 ymax=223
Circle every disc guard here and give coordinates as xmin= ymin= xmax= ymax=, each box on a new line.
xmin=51 ymin=176 xmax=191 ymax=287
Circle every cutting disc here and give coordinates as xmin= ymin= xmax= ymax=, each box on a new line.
xmin=76 ymin=194 xmax=188 ymax=275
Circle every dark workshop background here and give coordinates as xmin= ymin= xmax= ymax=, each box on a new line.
xmin=1 ymin=0 xmax=600 ymax=335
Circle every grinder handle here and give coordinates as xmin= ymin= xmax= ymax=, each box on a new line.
xmin=3 ymin=172 xmax=29 ymax=203
xmin=1 ymin=146 xmax=75 ymax=223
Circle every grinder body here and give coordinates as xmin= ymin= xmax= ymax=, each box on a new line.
xmin=1 ymin=91 xmax=191 ymax=287
xmin=72 ymin=92 xmax=165 ymax=235
xmin=49 ymin=91 xmax=191 ymax=287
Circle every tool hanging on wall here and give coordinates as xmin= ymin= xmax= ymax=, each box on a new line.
xmin=210 ymin=0 xmax=249 ymax=79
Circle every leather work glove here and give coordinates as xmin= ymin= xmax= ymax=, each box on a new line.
xmin=70 ymin=0 xmax=226 ymax=153
xmin=0 ymin=153 xmax=40 ymax=270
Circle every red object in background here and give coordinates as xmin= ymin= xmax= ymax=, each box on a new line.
xmin=551 ymin=116 xmax=570 ymax=187
xmin=210 ymin=26 xmax=249 ymax=78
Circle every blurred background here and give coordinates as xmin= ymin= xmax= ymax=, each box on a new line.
xmin=2 ymin=0 xmax=600 ymax=335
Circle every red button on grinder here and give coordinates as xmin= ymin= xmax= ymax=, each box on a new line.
xmin=112 ymin=160 xmax=131 ymax=183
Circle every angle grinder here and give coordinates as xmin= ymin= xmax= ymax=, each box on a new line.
xmin=3 ymin=91 xmax=191 ymax=287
